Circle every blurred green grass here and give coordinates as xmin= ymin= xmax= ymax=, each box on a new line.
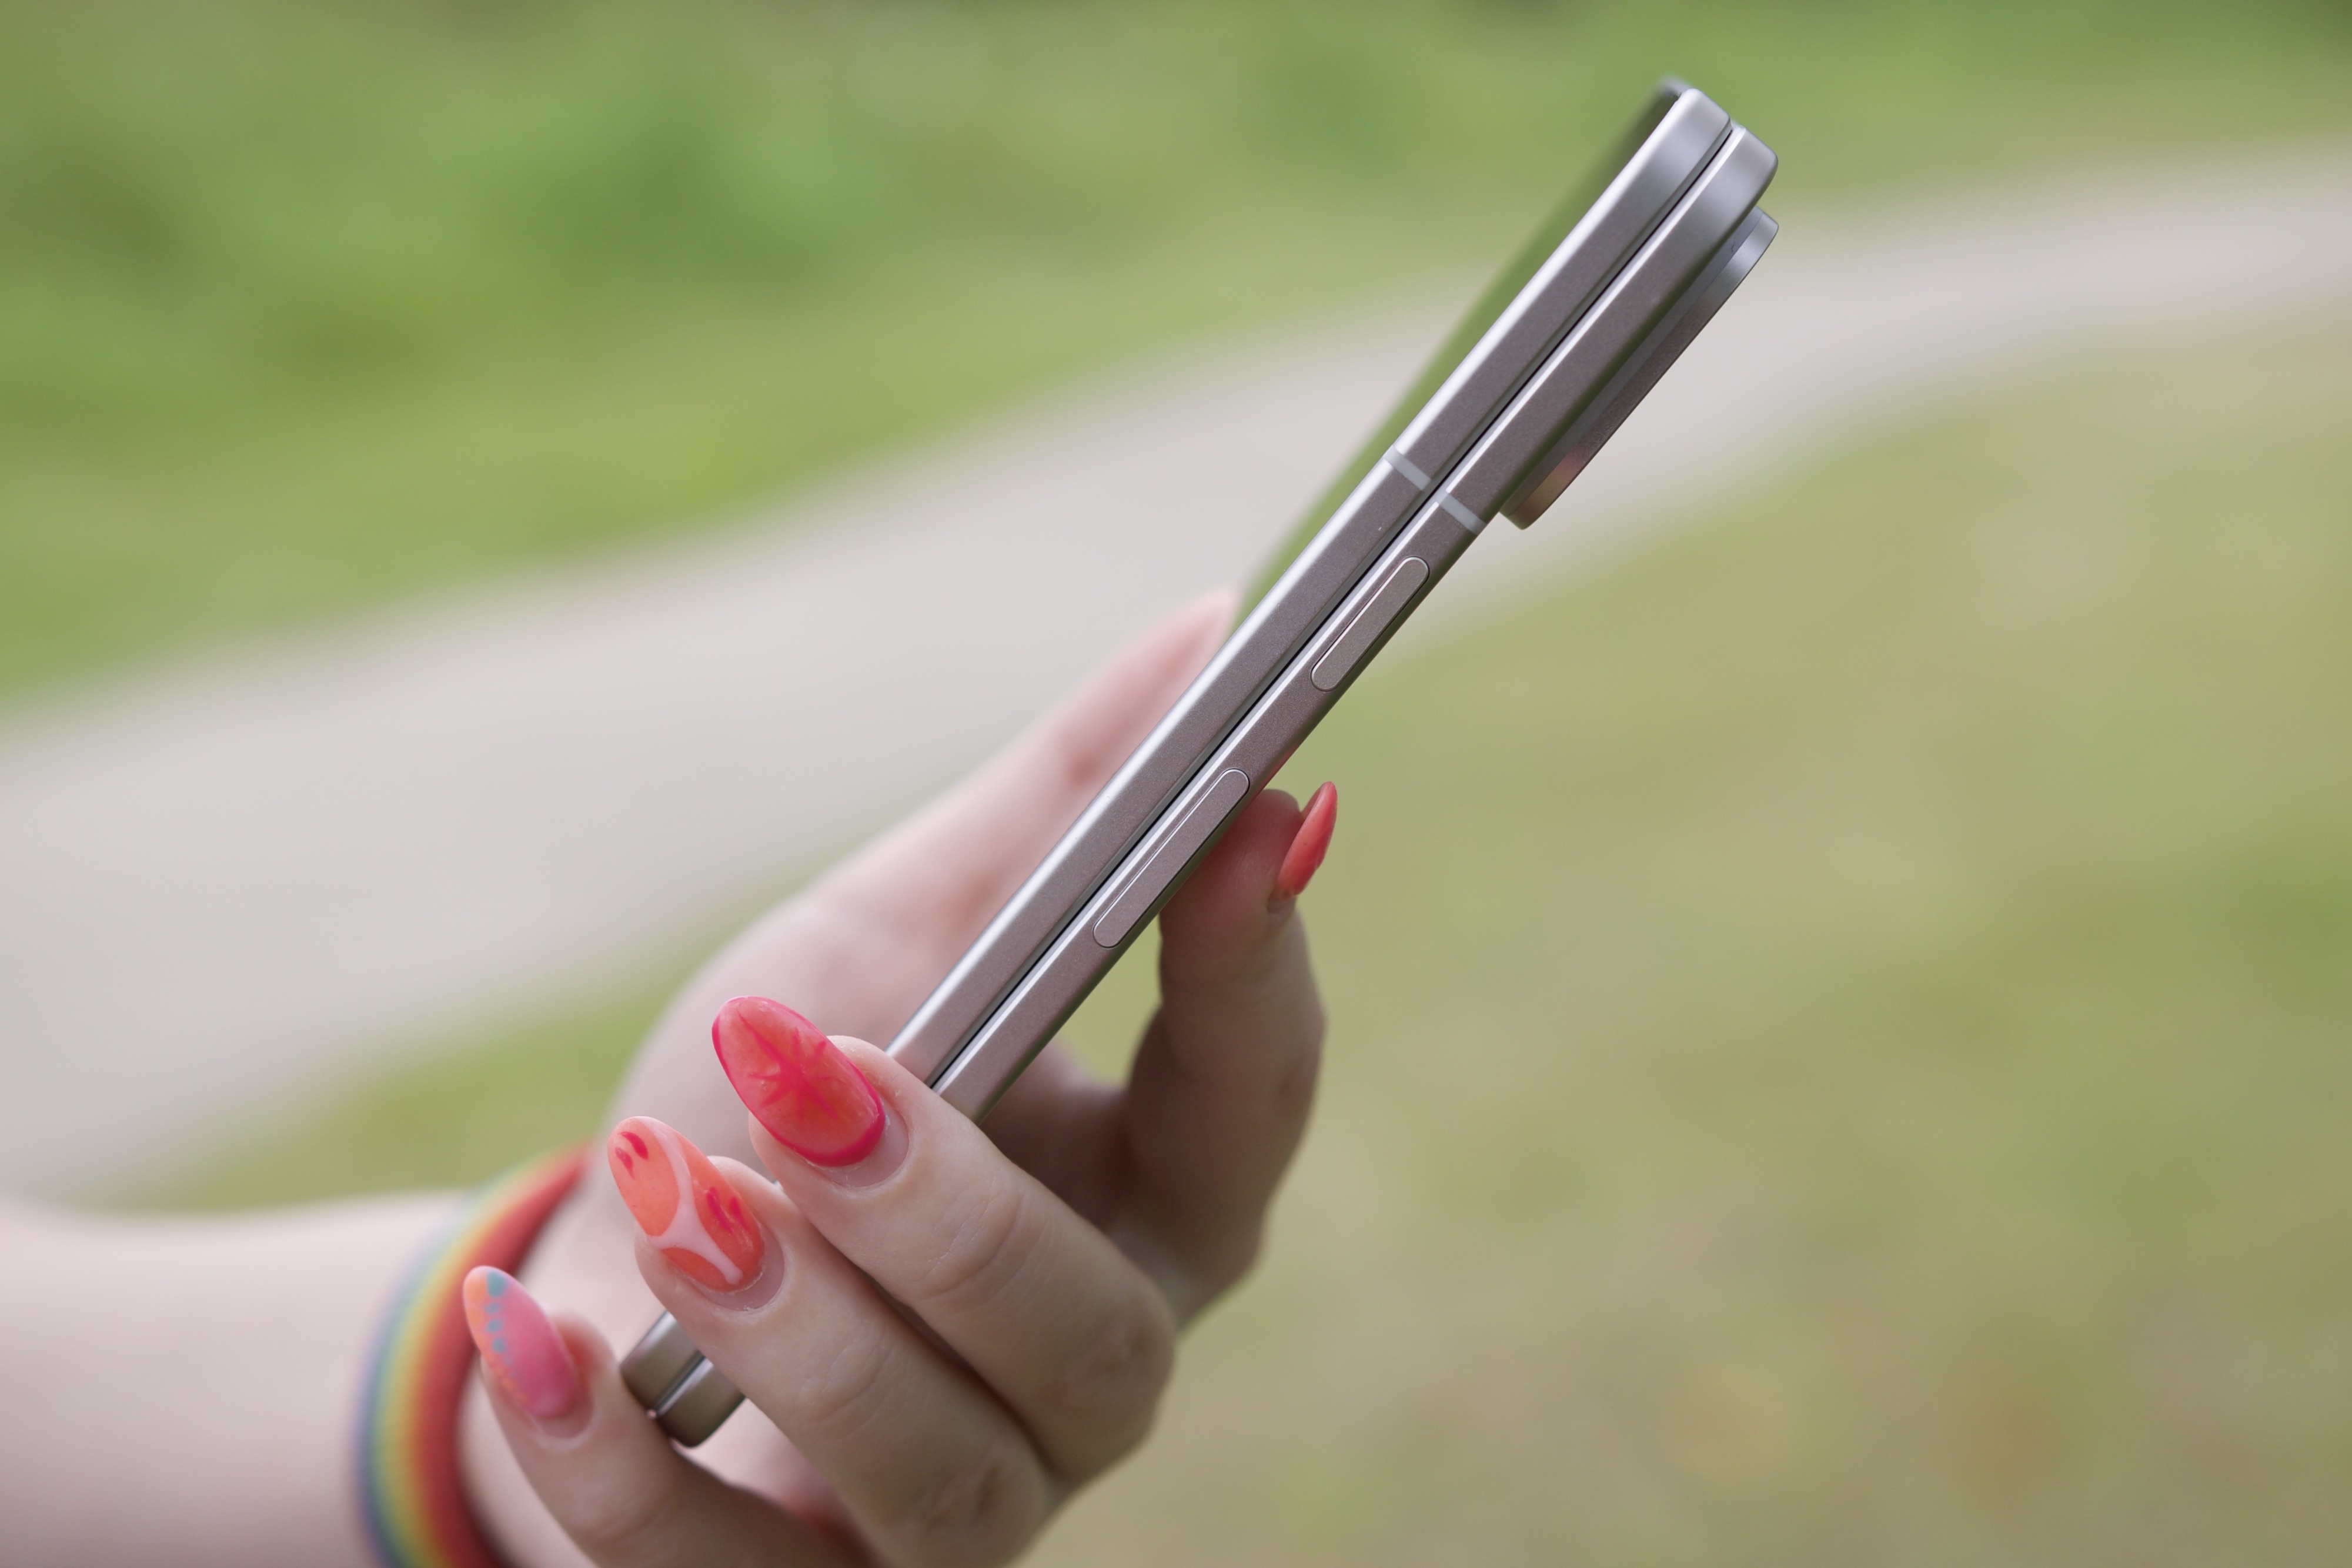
xmin=1048 ymin=327 xmax=2352 ymax=1563
xmin=158 ymin=323 xmax=2352 ymax=1557
xmin=46 ymin=4 xmax=2351 ymax=1540
xmin=6 ymin=0 xmax=2351 ymax=702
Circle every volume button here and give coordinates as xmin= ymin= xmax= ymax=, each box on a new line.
xmin=1310 ymin=556 xmax=1429 ymax=692
xmin=1091 ymin=768 xmax=1252 ymax=948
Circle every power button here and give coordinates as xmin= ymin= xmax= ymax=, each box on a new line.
xmin=1092 ymin=768 xmax=1253 ymax=948
xmin=1310 ymin=556 xmax=1429 ymax=692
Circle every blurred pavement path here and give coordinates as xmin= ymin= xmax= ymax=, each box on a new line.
xmin=4 ymin=146 xmax=2350 ymax=1196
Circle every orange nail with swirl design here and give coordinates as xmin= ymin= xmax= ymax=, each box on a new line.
xmin=607 ymin=1116 xmax=766 ymax=1292
xmin=711 ymin=996 xmax=886 ymax=1168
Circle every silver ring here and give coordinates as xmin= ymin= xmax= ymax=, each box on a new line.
xmin=618 ymin=1312 xmax=742 ymax=1447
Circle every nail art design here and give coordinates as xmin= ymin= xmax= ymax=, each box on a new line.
xmin=607 ymin=1116 xmax=766 ymax=1292
xmin=712 ymin=996 xmax=886 ymax=1167
xmin=1275 ymin=781 xmax=1338 ymax=901
xmin=462 ymin=1266 xmax=580 ymax=1422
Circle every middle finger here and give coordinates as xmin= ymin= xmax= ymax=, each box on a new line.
xmin=713 ymin=998 xmax=1177 ymax=1485
xmin=610 ymin=1119 xmax=1051 ymax=1568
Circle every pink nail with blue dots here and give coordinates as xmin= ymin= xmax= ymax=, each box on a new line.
xmin=462 ymin=1266 xmax=580 ymax=1422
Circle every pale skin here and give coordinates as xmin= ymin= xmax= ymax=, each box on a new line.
xmin=0 ymin=590 xmax=1332 ymax=1568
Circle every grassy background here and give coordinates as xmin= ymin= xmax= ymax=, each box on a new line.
xmin=1039 ymin=327 xmax=2352 ymax=1563
xmin=29 ymin=2 xmax=2352 ymax=1552
xmin=7 ymin=0 xmax=2352 ymax=703
xmin=163 ymin=322 xmax=2352 ymax=1556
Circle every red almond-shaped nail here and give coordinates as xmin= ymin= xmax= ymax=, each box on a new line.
xmin=712 ymin=997 xmax=886 ymax=1168
xmin=607 ymin=1116 xmax=766 ymax=1292
xmin=462 ymin=1266 xmax=580 ymax=1424
xmin=1274 ymin=781 xmax=1338 ymax=901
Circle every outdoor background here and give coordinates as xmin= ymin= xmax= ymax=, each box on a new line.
xmin=5 ymin=1 xmax=2350 ymax=1563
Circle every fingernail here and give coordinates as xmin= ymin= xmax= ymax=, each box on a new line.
xmin=607 ymin=1116 xmax=766 ymax=1292
xmin=462 ymin=1267 xmax=580 ymax=1424
xmin=1274 ymin=781 xmax=1338 ymax=901
xmin=712 ymin=996 xmax=886 ymax=1168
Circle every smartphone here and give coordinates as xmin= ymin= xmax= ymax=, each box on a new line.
xmin=891 ymin=79 xmax=1776 ymax=1116
xmin=626 ymin=79 xmax=1778 ymax=1443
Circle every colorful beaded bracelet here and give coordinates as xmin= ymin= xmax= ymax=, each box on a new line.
xmin=358 ymin=1147 xmax=586 ymax=1568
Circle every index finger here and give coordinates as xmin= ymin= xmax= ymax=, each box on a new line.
xmin=813 ymin=586 xmax=1234 ymax=969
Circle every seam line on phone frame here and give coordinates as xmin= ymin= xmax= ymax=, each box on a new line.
xmin=1384 ymin=449 xmax=1433 ymax=490
xmin=1437 ymin=491 xmax=1486 ymax=534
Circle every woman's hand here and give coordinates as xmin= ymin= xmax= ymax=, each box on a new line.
xmin=461 ymin=591 xmax=1339 ymax=1566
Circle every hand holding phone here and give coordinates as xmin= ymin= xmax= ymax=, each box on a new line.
xmin=466 ymin=599 xmax=1332 ymax=1566
xmin=620 ymin=75 xmax=1775 ymax=1455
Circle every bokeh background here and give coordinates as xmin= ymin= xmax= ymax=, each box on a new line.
xmin=5 ymin=1 xmax=2350 ymax=1562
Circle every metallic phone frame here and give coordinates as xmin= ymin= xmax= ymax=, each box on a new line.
xmin=927 ymin=127 xmax=1776 ymax=1118
xmin=624 ymin=83 xmax=1778 ymax=1447
xmin=890 ymin=81 xmax=1757 ymax=1092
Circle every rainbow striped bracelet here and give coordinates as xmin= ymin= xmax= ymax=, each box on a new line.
xmin=358 ymin=1147 xmax=586 ymax=1568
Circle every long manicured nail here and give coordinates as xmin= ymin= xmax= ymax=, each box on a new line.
xmin=713 ymin=996 xmax=886 ymax=1167
xmin=607 ymin=1116 xmax=766 ymax=1292
xmin=462 ymin=1267 xmax=580 ymax=1424
xmin=1274 ymin=781 xmax=1338 ymax=901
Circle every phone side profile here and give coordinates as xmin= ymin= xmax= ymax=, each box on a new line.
xmin=890 ymin=80 xmax=1745 ymax=1089
xmin=927 ymin=126 xmax=1778 ymax=1118
xmin=623 ymin=82 xmax=1779 ymax=1447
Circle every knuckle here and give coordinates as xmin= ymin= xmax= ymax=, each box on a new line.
xmin=1064 ymin=1290 xmax=1175 ymax=1416
xmin=896 ymin=1436 xmax=1050 ymax=1567
xmin=1041 ymin=1293 xmax=1175 ymax=1468
xmin=908 ymin=1183 xmax=1038 ymax=1318
xmin=561 ymin=1475 xmax=682 ymax=1562
xmin=795 ymin=1318 xmax=907 ymax=1440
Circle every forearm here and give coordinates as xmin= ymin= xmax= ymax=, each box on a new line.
xmin=0 ymin=1191 xmax=459 ymax=1568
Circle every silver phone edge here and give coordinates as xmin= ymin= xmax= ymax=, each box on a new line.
xmin=887 ymin=83 xmax=1733 ymax=1086
xmin=928 ymin=133 xmax=1779 ymax=1119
